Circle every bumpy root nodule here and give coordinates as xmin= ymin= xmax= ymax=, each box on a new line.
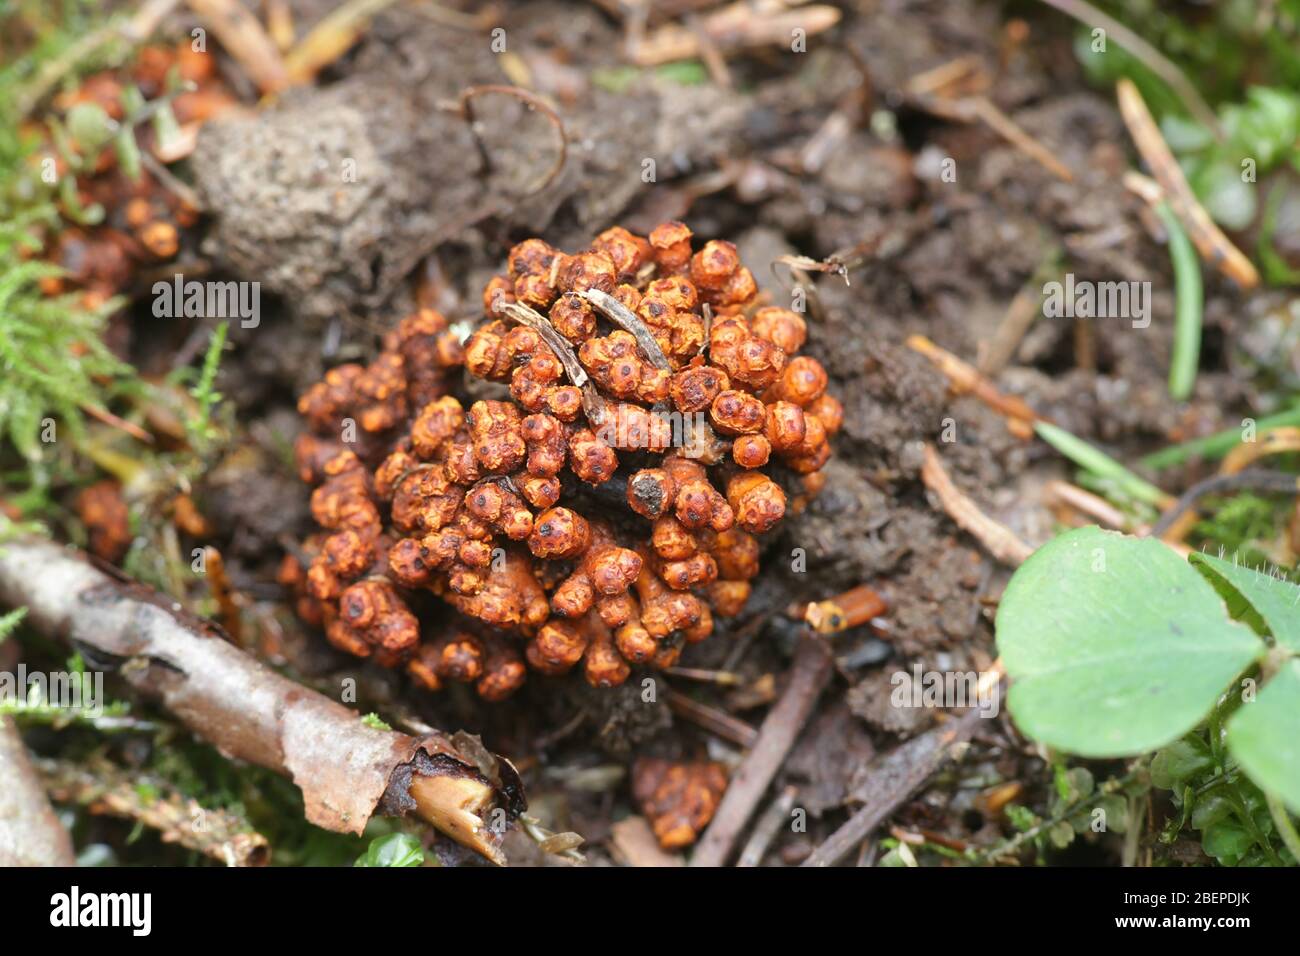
xmin=288 ymin=223 xmax=839 ymax=699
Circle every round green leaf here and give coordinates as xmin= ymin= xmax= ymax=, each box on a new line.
xmin=996 ymin=527 xmax=1266 ymax=757
xmin=1227 ymin=659 xmax=1300 ymax=813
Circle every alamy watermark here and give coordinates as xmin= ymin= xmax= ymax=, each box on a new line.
xmin=593 ymin=407 xmax=711 ymax=456
xmin=152 ymin=273 xmax=260 ymax=328
xmin=1043 ymin=273 xmax=1151 ymax=329
xmin=890 ymin=664 xmax=1000 ymax=718
xmin=1 ymin=664 xmax=104 ymax=717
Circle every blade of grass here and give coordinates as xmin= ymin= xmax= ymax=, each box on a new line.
xmin=1035 ymin=0 xmax=1222 ymax=141
xmin=1157 ymin=202 xmax=1203 ymax=401
xmin=1139 ymin=406 xmax=1300 ymax=470
xmin=1034 ymin=421 xmax=1174 ymax=508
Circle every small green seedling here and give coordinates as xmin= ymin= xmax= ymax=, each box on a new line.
xmin=353 ymin=832 xmax=425 ymax=868
xmin=996 ymin=526 xmax=1300 ymax=819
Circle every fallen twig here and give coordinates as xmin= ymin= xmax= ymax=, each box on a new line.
xmin=736 ymin=785 xmax=798 ymax=867
xmin=1044 ymin=479 xmax=1138 ymax=531
xmin=36 ymin=753 xmax=270 ymax=866
xmin=921 ymin=444 xmax=1033 ymax=567
xmin=801 ymin=707 xmax=985 ymax=867
xmin=906 ymin=334 xmax=1039 ymax=438
xmin=0 ymin=536 xmax=524 ymax=864
xmin=580 ymin=289 xmax=673 ymax=369
xmin=665 ymin=688 xmax=759 ymax=749
xmin=907 ymin=89 xmax=1074 ymax=183
xmin=1221 ymin=427 xmax=1300 ymax=476
xmin=0 ymin=716 xmax=77 ymax=866
xmin=979 ymin=254 xmax=1060 ymax=376
xmin=1116 ymin=79 xmax=1258 ymax=288
xmin=690 ymin=632 xmax=833 ymax=866
xmin=186 ymin=0 xmax=291 ymax=95
xmin=630 ymin=0 xmax=841 ymax=66
xmin=500 ymin=301 xmax=607 ymax=425
xmin=282 ymin=0 xmax=401 ymax=84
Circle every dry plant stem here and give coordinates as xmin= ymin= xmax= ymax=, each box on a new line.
xmin=500 ymin=301 xmax=608 ymax=424
xmin=979 ymin=275 xmax=1049 ymax=376
xmin=802 ymin=707 xmax=985 ymax=867
xmin=690 ymin=632 xmax=833 ymax=867
xmin=684 ymin=11 xmax=732 ymax=89
xmin=665 ymin=688 xmax=759 ymax=749
xmin=630 ymin=1 xmax=841 ymax=65
xmin=0 ymin=716 xmax=76 ymax=867
xmin=908 ymin=91 xmax=1073 ymax=183
xmin=81 ymin=403 xmax=154 ymax=444
xmin=266 ymin=0 xmax=295 ymax=50
xmin=967 ymin=96 xmax=1073 ymax=183
xmin=580 ymin=289 xmax=673 ymax=369
xmin=921 ymin=444 xmax=1034 ymax=567
xmin=736 ymin=784 xmax=797 ymax=867
xmin=186 ymin=0 xmax=291 ymax=94
xmin=1043 ymin=479 xmax=1136 ymax=531
xmin=499 ymin=302 xmax=590 ymax=387
xmin=1116 ymin=79 xmax=1259 ymax=288
xmin=1037 ymin=0 xmax=1222 ymax=139
xmin=1221 ymin=428 xmax=1300 ymax=475
xmin=36 ymin=754 xmax=269 ymax=866
xmin=282 ymin=0 xmax=401 ymax=83
xmin=907 ymin=334 xmax=1039 ymax=437
xmin=456 ymin=85 xmax=569 ymax=199
xmin=0 ymin=536 xmax=512 ymax=864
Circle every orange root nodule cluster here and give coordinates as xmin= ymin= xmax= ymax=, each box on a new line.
xmin=289 ymin=223 xmax=839 ymax=699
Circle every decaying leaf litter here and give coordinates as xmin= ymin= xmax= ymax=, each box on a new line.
xmin=2 ymin=0 xmax=1297 ymax=867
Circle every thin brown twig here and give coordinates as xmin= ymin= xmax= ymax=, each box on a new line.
xmin=282 ymin=0 xmax=402 ymax=84
xmin=802 ymin=707 xmax=986 ymax=867
xmin=735 ymin=785 xmax=798 ymax=867
xmin=690 ymin=632 xmax=833 ymax=866
xmin=454 ymin=85 xmax=569 ymax=200
xmin=81 ymin=402 xmax=154 ymax=444
xmin=580 ymin=289 xmax=673 ymax=369
xmin=629 ymin=1 xmax=842 ymax=66
xmin=665 ymin=688 xmax=759 ymax=748
xmin=921 ymin=444 xmax=1034 ymax=567
xmin=186 ymin=0 xmax=291 ymax=94
xmin=1043 ymin=479 xmax=1137 ymax=531
xmin=1116 ymin=78 xmax=1258 ymax=288
xmin=907 ymin=87 xmax=1074 ymax=182
xmin=499 ymin=301 xmax=607 ymax=424
xmin=907 ymin=334 xmax=1041 ymax=438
